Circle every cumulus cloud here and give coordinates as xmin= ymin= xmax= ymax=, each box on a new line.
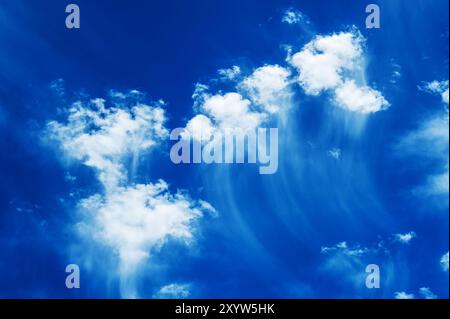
xmin=185 ymin=64 xmax=292 ymax=141
xmin=79 ymin=181 xmax=204 ymax=273
xmin=184 ymin=114 xmax=216 ymax=142
xmin=441 ymin=251 xmax=449 ymax=271
xmin=153 ymin=283 xmax=191 ymax=299
xmin=48 ymin=97 xmax=168 ymax=189
xmin=241 ymin=65 xmax=292 ymax=114
xmin=201 ymin=92 xmax=265 ymax=131
xmin=394 ymin=291 xmax=415 ymax=299
xmin=334 ymin=80 xmax=389 ymax=113
xmin=48 ymin=91 xmax=213 ymax=296
xmin=289 ymin=30 xmax=389 ymax=113
xmin=394 ymin=231 xmax=416 ymax=244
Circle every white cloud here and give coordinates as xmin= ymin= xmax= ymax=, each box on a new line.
xmin=419 ymin=80 xmax=449 ymax=105
xmin=218 ymin=65 xmax=241 ymax=81
xmin=394 ymin=291 xmax=415 ymax=299
xmin=48 ymin=92 xmax=213 ymax=296
xmin=282 ymin=8 xmax=307 ymax=25
xmin=397 ymin=80 xmax=449 ymax=197
xmin=79 ymin=181 xmax=204 ymax=273
xmin=241 ymin=65 xmax=292 ymax=114
xmin=419 ymin=287 xmax=437 ymax=299
xmin=289 ymin=30 xmax=389 ymax=113
xmin=186 ymin=64 xmax=292 ymax=138
xmin=153 ymin=283 xmax=191 ymax=299
xmin=289 ymin=31 xmax=363 ymax=95
xmin=394 ymin=231 xmax=416 ymax=244
xmin=49 ymin=78 xmax=65 ymax=96
xmin=327 ymin=148 xmax=341 ymax=160
xmin=321 ymin=241 xmax=370 ymax=257
xmin=441 ymin=251 xmax=449 ymax=271
xmin=390 ymin=62 xmax=402 ymax=84
xmin=201 ymin=92 xmax=265 ymax=131
xmin=334 ymin=80 xmax=389 ymax=113
xmin=48 ymin=97 xmax=168 ymax=189
xmin=184 ymin=114 xmax=216 ymax=142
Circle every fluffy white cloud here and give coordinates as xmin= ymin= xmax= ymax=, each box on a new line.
xmin=334 ymin=80 xmax=389 ymax=113
xmin=441 ymin=251 xmax=449 ymax=271
xmin=290 ymin=31 xmax=363 ymax=95
xmin=48 ymin=92 xmax=213 ymax=296
xmin=419 ymin=287 xmax=437 ymax=299
xmin=394 ymin=231 xmax=416 ymax=244
xmin=201 ymin=92 xmax=265 ymax=130
xmin=186 ymin=64 xmax=292 ymax=140
xmin=241 ymin=65 xmax=292 ymax=114
xmin=79 ymin=181 xmax=203 ymax=273
xmin=184 ymin=114 xmax=216 ymax=142
xmin=289 ymin=30 xmax=389 ymax=113
xmin=48 ymin=97 xmax=168 ymax=189
xmin=153 ymin=283 xmax=191 ymax=299
xmin=394 ymin=292 xmax=415 ymax=299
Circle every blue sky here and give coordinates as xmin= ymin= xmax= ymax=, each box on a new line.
xmin=0 ymin=0 xmax=448 ymax=299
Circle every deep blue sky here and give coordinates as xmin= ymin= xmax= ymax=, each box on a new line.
xmin=0 ymin=0 xmax=448 ymax=298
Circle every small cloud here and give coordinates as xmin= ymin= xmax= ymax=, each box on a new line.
xmin=394 ymin=291 xmax=415 ymax=299
xmin=419 ymin=287 xmax=437 ymax=299
xmin=321 ymin=241 xmax=370 ymax=257
xmin=441 ymin=251 xmax=449 ymax=271
xmin=389 ymin=61 xmax=402 ymax=84
xmin=394 ymin=231 xmax=416 ymax=244
xmin=64 ymin=172 xmax=77 ymax=182
xmin=327 ymin=148 xmax=341 ymax=160
xmin=153 ymin=284 xmax=191 ymax=299
xmin=218 ymin=65 xmax=241 ymax=81
xmin=334 ymin=80 xmax=389 ymax=113
xmin=282 ymin=8 xmax=308 ymax=25
xmin=419 ymin=80 xmax=449 ymax=105
xmin=49 ymin=78 xmax=65 ymax=96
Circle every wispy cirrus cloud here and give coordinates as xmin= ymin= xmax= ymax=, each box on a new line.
xmin=397 ymin=78 xmax=449 ymax=197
